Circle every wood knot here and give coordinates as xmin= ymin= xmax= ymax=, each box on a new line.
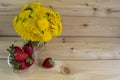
xmin=61 ymin=66 xmax=71 ymax=74
xmin=70 ymin=47 xmax=74 ymax=50
xmin=83 ymin=24 xmax=88 ymax=27
xmin=62 ymin=38 xmax=66 ymax=43
xmin=106 ymin=9 xmax=111 ymax=14
xmin=14 ymin=40 xmax=17 ymax=42
xmin=1 ymin=3 xmax=10 ymax=7
xmin=49 ymin=5 xmax=53 ymax=9
xmin=96 ymin=1 xmax=98 ymax=3
xmin=93 ymin=8 xmax=97 ymax=11
xmin=85 ymin=3 xmax=88 ymax=6
xmin=93 ymin=8 xmax=97 ymax=15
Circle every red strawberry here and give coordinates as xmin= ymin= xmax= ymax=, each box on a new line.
xmin=26 ymin=59 xmax=35 ymax=67
xmin=42 ymin=57 xmax=55 ymax=68
xmin=23 ymin=42 xmax=34 ymax=56
xmin=19 ymin=61 xmax=27 ymax=70
xmin=13 ymin=46 xmax=22 ymax=53
xmin=14 ymin=52 xmax=28 ymax=61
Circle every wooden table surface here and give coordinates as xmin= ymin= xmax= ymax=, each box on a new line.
xmin=0 ymin=0 xmax=120 ymax=80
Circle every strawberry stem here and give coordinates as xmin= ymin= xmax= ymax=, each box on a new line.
xmin=27 ymin=40 xmax=32 ymax=45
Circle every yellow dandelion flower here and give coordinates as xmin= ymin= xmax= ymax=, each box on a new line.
xmin=13 ymin=2 xmax=62 ymax=42
xmin=41 ymin=31 xmax=52 ymax=42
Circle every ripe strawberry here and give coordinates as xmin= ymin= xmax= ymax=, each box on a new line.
xmin=14 ymin=52 xmax=28 ymax=61
xmin=42 ymin=57 xmax=55 ymax=68
xmin=26 ymin=59 xmax=35 ymax=67
xmin=19 ymin=61 xmax=27 ymax=70
xmin=13 ymin=46 xmax=22 ymax=53
xmin=23 ymin=42 xmax=34 ymax=56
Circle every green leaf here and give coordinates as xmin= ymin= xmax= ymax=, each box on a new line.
xmin=9 ymin=44 xmax=14 ymax=49
xmin=6 ymin=49 xmax=10 ymax=53
xmin=10 ymin=54 xmax=14 ymax=58
xmin=13 ymin=62 xmax=20 ymax=71
xmin=26 ymin=57 xmax=33 ymax=64
xmin=7 ymin=44 xmax=20 ymax=71
xmin=50 ymin=59 xmax=55 ymax=66
xmin=30 ymin=60 xmax=33 ymax=64
xmin=26 ymin=57 xmax=30 ymax=62
xmin=10 ymin=60 xmax=20 ymax=71
xmin=32 ymin=53 xmax=35 ymax=58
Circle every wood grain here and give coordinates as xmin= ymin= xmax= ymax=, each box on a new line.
xmin=1 ymin=37 xmax=120 ymax=60
xmin=0 ymin=0 xmax=120 ymax=80
xmin=0 ymin=0 xmax=120 ymax=17
xmin=1 ymin=16 xmax=120 ymax=37
xmin=1 ymin=60 xmax=120 ymax=80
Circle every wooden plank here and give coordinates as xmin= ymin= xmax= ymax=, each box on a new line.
xmin=1 ymin=60 xmax=120 ymax=80
xmin=1 ymin=16 xmax=120 ymax=37
xmin=62 ymin=16 xmax=120 ymax=37
xmin=0 ymin=16 xmax=16 ymax=36
xmin=0 ymin=37 xmax=120 ymax=60
xmin=0 ymin=0 xmax=120 ymax=17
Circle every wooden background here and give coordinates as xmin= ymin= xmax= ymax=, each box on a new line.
xmin=0 ymin=0 xmax=120 ymax=80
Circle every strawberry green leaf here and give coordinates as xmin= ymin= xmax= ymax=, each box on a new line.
xmin=7 ymin=45 xmax=15 ymax=58
xmin=10 ymin=53 xmax=14 ymax=58
xmin=9 ymin=44 xmax=14 ymax=49
xmin=26 ymin=57 xmax=31 ymax=62
xmin=30 ymin=59 xmax=33 ymax=64
xmin=26 ymin=57 xmax=33 ymax=64
xmin=10 ymin=60 xmax=20 ymax=71
xmin=32 ymin=53 xmax=35 ymax=58
xmin=49 ymin=59 xmax=55 ymax=66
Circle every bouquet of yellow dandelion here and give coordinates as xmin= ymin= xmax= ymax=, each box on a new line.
xmin=13 ymin=2 xmax=62 ymax=46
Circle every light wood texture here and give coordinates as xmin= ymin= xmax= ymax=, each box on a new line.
xmin=1 ymin=60 xmax=120 ymax=80
xmin=0 ymin=0 xmax=120 ymax=80
xmin=0 ymin=37 xmax=120 ymax=60
xmin=0 ymin=0 xmax=120 ymax=37
xmin=0 ymin=0 xmax=120 ymax=17
xmin=1 ymin=16 xmax=120 ymax=37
